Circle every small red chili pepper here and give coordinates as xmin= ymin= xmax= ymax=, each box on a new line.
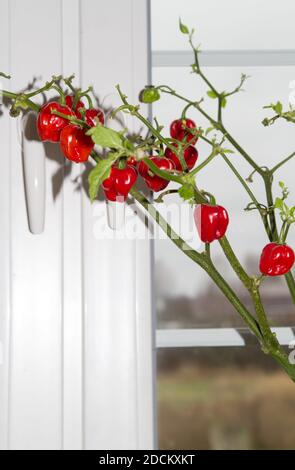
xmin=60 ymin=124 xmax=94 ymax=163
xmin=65 ymin=95 xmax=85 ymax=118
xmin=37 ymin=101 xmax=74 ymax=142
xmin=194 ymin=204 xmax=229 ymax=243
xmin=170 ymin=118 xmax=198 ymax=144
xmin=165 ymin=144 xmax=198 ymax=171
xmin=85 ymin=107 xmax=105 ymax=127
xmin=102 ymin=165 xmax=137 ymax=202
xmin=259 ymin=243 xmax=295 ymax=276
xmin=138 ymin=157 xmax=175 ymax=192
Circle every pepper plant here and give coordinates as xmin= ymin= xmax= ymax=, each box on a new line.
xmin=1 ymin=22 xmax=295 ymax=382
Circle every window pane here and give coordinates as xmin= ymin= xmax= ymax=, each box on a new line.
xmin=153 ymin=66 xmax=295 ymax=328
xmin=151 ymin=0 xmax=295 ymax=51
xmin=157 ymin=343 xmax=295 ymax=450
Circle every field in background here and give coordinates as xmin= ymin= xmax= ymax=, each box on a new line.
xmin=158 ymin=356 xmax=295 ymax=449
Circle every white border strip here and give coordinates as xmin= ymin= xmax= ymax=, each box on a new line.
xmin=272 ymin=327 xmax=295 ymax=346
xmin=156 ymin=327 xmax=295 ymax=348
xmin=156 ymin=328 xmax=245 ymax=348
xmin=152 ymin=50 xmax=295 ymax=68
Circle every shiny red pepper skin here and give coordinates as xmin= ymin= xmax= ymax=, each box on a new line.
xmin=165 ymin=144 xmax=198 ymax=171
xmin=37 ymin=102 xmax=74 ymax=142
xmin=65 ymin=95 xmax=85 ymax=118
xmin=127 ymin=156 xmax=138 ymax=171
xmin=85 ymin=107 xmax=105 ymax=127
xmin=102 ymin=165 xmax=137 ymax=202
xmin=194 ymin=204 xmax=229 ymax=243
xmin=259 ymin=243 xmax=295 ymax=276
xmin=138 ymin=157 xmax=175 ymax=192
xmin=170 ymin=118 xmax=198 ymax=144
xmin=60 ymin=124 xmax=94 ymax=163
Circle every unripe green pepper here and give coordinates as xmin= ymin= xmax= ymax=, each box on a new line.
xmin=139 ymin=86 xmax=160 ymax=104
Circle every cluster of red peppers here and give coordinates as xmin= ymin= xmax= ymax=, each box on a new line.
xmin=36 ymin=96 xmax=295 ymax=278
xmin=37 ymin=96 xmax=104 ymax=163
xmin=138 ymin=118 xmax=199 ymax=191
xmin=103 ymin=118 xmax=200 ymax=200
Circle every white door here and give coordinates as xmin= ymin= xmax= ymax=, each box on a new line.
xmin=0 ymin=0 xmax=155 ymax=450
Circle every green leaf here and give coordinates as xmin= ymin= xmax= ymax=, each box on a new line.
xmin=273 ymin=101 xmax=283 ymax=115
xmin=87 ymin=125 xmax=124 ymax=150
xmin=274 ymin=197 xmax=283 ymax=210
xmin=207 ymin=90 xmax=217 ymax=99
xmin=221 ymin=97 xmax=227 ymax=108
xmin=178 ymin=184 xmax=195 ymax=201
xmin=179 ymin=18 xmax=189 ymax=34
xmin=88 ymin=154 xmax=118 ymax=202
xmin=205 ymin=126 xmax=215 ymax=135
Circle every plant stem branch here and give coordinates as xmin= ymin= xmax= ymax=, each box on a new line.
xmin=0 ymin=89 xmax=40 ymax=112
xmin=131 ymin=187 xmax=262 ymax=339
xmin=271 ymin=151 xmax=295 ymax=174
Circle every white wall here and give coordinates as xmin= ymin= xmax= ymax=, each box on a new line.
xmin=0 ymin=0 xmax=155 ymax=450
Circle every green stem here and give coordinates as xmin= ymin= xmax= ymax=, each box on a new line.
xmin=63 ymin=75 xmax=77 ymax=94
xmin=285 ymin=272 xmax=295 ymax=304
xmin=143 ymin=157 xmax=184 ymax=185
xmin=221 ymin=153 xmax=272 ymax=238
xmin=219 ymin=125 xmax=263 ymax=174
xmin=250 ymin=281 xmax=295 ymax=381
xmin=271 ymin=151 xmax=295 ymax=174
xmin=154 ymin=189 xmax=179 ymax=203
xmin=0 ymin=89 xmax=40 ymax=112
xmin=219 ymin=237 xmax=252 ymax=291
xmin=263 ymin=171 xmax=278 ymax=241
xmin=190 ymin=149 xmax=217 ymax=176
xmin=25 ymin=77 xmax=62 ymax=98
xmin=51 ymin=110 xmax=89 ymax=128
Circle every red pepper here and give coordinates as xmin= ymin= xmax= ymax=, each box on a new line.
xmin=60 ymin=124 xmax=94 ymax=163
xmin=138 ymin=157 xmax=175 ymax=192
xmin=65 ymin=95 xmax=85 ymax=118
xmin=194 ymin=204 xmax=229 ymax=243
xmin=165 ymin=144 xmax=198 ymax=171
xmin=37 ymin=101 xmax=74 ymax=142
xmin=85 ymin=107 xmax=105 ymax=127
xmin=259 ymin=243 xmax=295 ymax=276
xmin=102 ymin=165 xmax=137 ymax=202
xmin=170 ymin=118 xmax=198 ymax=144
xmin=127 ymin=156 xmax=138 ymax=171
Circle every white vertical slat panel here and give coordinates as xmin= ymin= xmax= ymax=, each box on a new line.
xmin=0 ymin=0 xmax=154 ymax=450
xmin=132 ymin=0 xmax=156 ymax=449
xmin=8 ymin=0 xmax=63 ymax=449
xmin=0 ymin=0 xmax=11 ymax=451
xmin=61 ymin=0 xmax=83 ymax=450
xmin=80 ymin=0 xmax=154 ymax=450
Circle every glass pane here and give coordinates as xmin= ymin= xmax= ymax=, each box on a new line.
xmin=157 ymin=343 xmax=295 ymax=450
xmin=151 ymin=0 xmax=295 ymax=51
xmin=153 ymin=66 xmax=295 ymax=328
